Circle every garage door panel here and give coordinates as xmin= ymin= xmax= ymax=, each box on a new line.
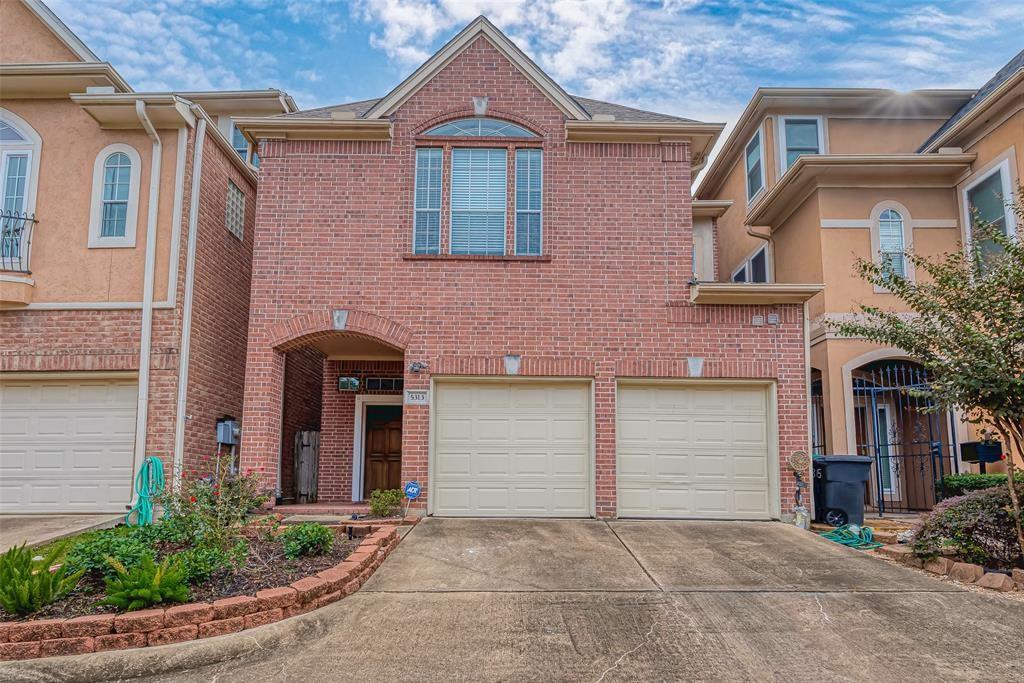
xmin=617 ymin=384 xmax=772 ymax=520
xmin=1 ymin=378 xmax=137 ymax=513
xmin=433 ymin=381 xmax=590 ymax=517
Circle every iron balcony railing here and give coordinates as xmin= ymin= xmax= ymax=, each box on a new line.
xmin=1 ymin=209 xmax=37 ymax=273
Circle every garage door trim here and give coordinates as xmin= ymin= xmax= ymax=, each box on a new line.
xmin=615 ymin=378 xmax=780 ymax=520
xmin=428 ymin=376 xmax=596 ymax=518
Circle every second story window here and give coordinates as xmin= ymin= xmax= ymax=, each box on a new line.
xmin=413 ymin=148 xmax=442 ymax=254
xmin=225 ymin=180 xmax=245 ymax=240
xmin=877 ymin=209 xmax=906 ymax=278
xmin=780 ymin=116 xmax=823 ymax=172
xmin=231 ymin=123 xmax=259 ymax=167
xmin=732 ymin=244 xmax=768 ymax=283
xmin=100 ymin=152 xmax=132 ymax=237
xmin=450 ymin=148 xmax=507 ymax=255
xmin=745 ymin=130 xmax=764 ymax=202
xmin=413 ymin=117 xmax=542 ymax=257
xmin=964 ymin=160 xmax=1017 ymax=260
xmin=89 ymin=143 xmax=141 ymax=248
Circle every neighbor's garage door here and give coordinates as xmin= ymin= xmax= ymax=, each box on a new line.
xmin=433 ymin=380 xmax=591 ymax=517
xmin=0 ymin=377 xmax=137 ymax=513
xmin=617 ymin=383 xmax=772 ymax=519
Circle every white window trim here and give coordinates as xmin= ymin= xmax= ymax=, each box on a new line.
xmin=88 ymin=143 xmax=142 ymax=248
xmin=776 ymin=115 xmax=826 ymax=175
xmin=732 ymin=243 xmax=772 ymax=283
xmin=961 ymin=156 xmax=1018 ymax=247
xmin=0 ymin=108 xmax=42 ymax=217
xmin=869 ymin=201 xmax=915 ymax=293
xmin=744 ymin=128 xmax=765 ymax=204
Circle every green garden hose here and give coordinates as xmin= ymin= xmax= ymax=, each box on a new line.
xmin=818 ymin=524 xmax=883 ymax=550
xmin=126 ymin=456 xmax=165 ymax=526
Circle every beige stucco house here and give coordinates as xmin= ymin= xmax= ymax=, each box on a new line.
xmin=697 ymin=50 xmax=1023 ymax=514
xmin=0 ymin=0 xmax=294 ymax=512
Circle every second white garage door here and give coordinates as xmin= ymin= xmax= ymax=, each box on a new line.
xmin=0 ymin=377 xmax=137 ymax=513
xmin=617 ymin=383 xmax=774 ymax=519
xmin=432 ymin=380 xmax=591 ymax=517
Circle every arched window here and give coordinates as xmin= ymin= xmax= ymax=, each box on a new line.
xmin=0 ymin=111 xmax=41 ymax=217
xmin=423 ymin=117 xmax=536 ymax=137
xmin=89 ymin=143 xmax=141 ymax=248
xmin=877 ymin=208 xmax=906 ymax=277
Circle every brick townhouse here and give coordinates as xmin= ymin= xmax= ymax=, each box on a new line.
xmin=236 ymin=17 xmax=821 ymax=519
xmin=0 ymin=0 xmax=294 ymax=512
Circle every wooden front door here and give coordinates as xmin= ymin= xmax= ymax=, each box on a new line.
xmin=363 ymin=405 xmax=402 ymax=496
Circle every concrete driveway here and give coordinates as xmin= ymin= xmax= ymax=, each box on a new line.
xmin=0 ymin=514 xmax=121 ymax=552
xmin=9 ymin=519 xmax=1024 ymax=682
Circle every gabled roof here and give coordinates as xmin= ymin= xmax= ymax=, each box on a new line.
xmin=20 ymin=0 xmax=99 ymax=62
xmin=918 ymin=48 xmax=1024 ymax=152
xmin=276 ymin=94 xmax=694 ymax=124
xmin=362 ymin=16 xmax=591 ymax=121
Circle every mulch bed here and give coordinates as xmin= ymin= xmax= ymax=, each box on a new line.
xmin=1 ymin=529 xmax=358 ymax=622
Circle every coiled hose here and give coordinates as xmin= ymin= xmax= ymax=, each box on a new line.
xmin=126 ymin=455 xmax=165 ymax=526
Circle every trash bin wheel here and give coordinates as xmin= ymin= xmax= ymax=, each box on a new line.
xmin=825 ymin=509 xmax=847 ymax=527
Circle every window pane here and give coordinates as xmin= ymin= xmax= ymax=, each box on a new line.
xmin=413 ymin=148 xmax=442 ymax=254
xmin=750 ymin=249 xmax=767 ymax=282
xmin=425 ymin=118 xmax=536 ymax=138
xmin=0 ymin=122 xmax=27 ymax=142
xmin=3 ymin=154 xmax=28 ymax=213
xmin=451 ymin=212 xmax=505 ymax=255
xmin=101 ymin=202 xmax=127 ymax=237
xmin=451 ymin=148 xmax=507 ymax=255
xmin=231 ymin=125 xmax=248 ymax=157
xmin=515 ymin=149 xmax=542 ymax=255
xmin=967 ymin=171 xmax=1008 ymax=260
xmin=732 ymin=267 xmax=747 ymax=283
xmin=785 ymin=120 xmax=819 ymax=150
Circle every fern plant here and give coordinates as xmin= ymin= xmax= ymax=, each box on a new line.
xmin=101 ymin=555 xmax=190 ymax=611
xmin=0 ymin=542 xmax=83 ymax=615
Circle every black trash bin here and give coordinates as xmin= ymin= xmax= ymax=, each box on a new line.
xmin=812 ymin=455 xmax=872 ymax=526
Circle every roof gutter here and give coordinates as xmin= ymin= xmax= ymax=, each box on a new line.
xmin=920 ymin=68 xmax=1024 ymax=153
xmin=130 ymin=100 xmax=162 ymax=497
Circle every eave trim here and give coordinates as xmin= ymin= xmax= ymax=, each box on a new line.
xmin=689 ymin=283 xmax=824 ymax=305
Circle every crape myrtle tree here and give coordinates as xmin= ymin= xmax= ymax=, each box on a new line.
xmin=832 ymin=190 xmax=1024 ymax=558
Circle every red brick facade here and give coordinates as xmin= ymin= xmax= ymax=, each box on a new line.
xmin=240 ymin=36 xmax=809 ymax=517
xmin=0 ymin=127 xmax=257 ymax=484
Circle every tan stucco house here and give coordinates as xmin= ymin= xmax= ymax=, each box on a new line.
xmin=697 ymin=50 xmax=1023 ymax=514
xmin=0 ymin=0 xmax=294 ymax=512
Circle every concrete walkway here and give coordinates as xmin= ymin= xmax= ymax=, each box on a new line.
xmin=4 ymin=519 xmax=1024 ymax=682
xmin=0 ymin=514 xmax=121 ymax=552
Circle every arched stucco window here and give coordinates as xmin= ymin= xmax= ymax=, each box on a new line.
xmin=0 ymin=109 xmax=41 ymax=217
xmin=870 ymin=201 xmax=915 ymax=290
xmin=88 ymin=143 xmax=142 ymax=248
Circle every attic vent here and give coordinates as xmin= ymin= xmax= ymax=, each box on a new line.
xmin=364 ymin=377 xmax=404 ymax=392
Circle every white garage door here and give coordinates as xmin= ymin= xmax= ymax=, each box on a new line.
xmin=0 ymin=377 xmax=137 ymax=513
xmin=433 ymin=380 xmax=591 ymax=517
xmin=617 ymin=383 xmax=773 ymax=519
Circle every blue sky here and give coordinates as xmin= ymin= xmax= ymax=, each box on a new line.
xmin=50 ymin=0 xmax=1023 ymax=128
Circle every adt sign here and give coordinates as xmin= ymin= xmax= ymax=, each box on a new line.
xmin=403 ymin=480 xmax=421 ymax=500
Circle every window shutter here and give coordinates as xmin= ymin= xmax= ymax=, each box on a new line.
xmin=413 ymin=148 xmax=442 ymax=254
xmin=450 ymin=148 xmax=507 ymax=255
xmin=515 ymin=149 xmax=542 ymax=255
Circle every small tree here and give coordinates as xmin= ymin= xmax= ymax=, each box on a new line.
xmin=832 ymin=191 xmax=1024 ymax=560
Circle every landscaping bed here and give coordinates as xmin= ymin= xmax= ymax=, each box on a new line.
xmin=2 ymin=529 xmax=360 ymax=622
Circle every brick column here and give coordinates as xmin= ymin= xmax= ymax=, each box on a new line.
xmin=400 ymin=368 xmax=428 ymax=512
xmin=593 ymin=363 xmax=617 ymax=518
xmin=240 ymin=343 xmax=285 ymax=495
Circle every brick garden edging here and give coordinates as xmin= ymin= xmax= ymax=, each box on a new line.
xmin=0 ymin=524 xmax=404 ymax=661
xmin=876 ymin=544 xmax=1023 ymax=593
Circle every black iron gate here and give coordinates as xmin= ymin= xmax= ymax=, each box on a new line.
xmin=852 ymin=360 xmax=958 ymax=514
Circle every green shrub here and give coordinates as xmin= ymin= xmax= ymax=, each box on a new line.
xmin=937 ymin=473 xmax=1008 ymax=498
xmin=369 ymin=488 xmax=403 ymax=517
xmin=279 ymin=523 xmax=334 ymax=560
xmin=101 ymin=555 xmax=189 ymax=611
xmin=0 ymin=543 xmax=83 ymax=616
xmin=912 ymin=481 xmax=1024 ymax=569
xmin=179 ymin=540 xmax=248 ymax=584
xmin=65 ymin=527 xmax=153 ymax=578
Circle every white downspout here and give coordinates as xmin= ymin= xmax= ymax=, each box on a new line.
xmin=171 ymin=114 xmax=207 ymax=487
xmin=131 ymin=100 xmax=162 ymax=499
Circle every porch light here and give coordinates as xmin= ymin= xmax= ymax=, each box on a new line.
xmin=338 ymin=377 xmax=359 ymax=391
xmin=409 ymin=361 xmax=429 ymax=373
